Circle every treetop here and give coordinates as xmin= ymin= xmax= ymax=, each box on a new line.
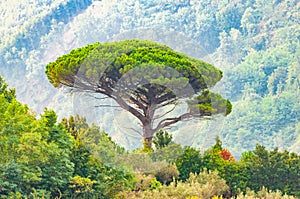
xmin=46 ymin=39 xmax=223 ymax=92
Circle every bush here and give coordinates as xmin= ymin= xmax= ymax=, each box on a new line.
xmin=154 ymin=164 xmax=179 ymax=185
xmin=235 ymin=187 xmax=297 ymax=199
xmin=134 ymin=173 xmax=162 ymax=191
xmin=125 ymin=169 xmax=229 ymax=199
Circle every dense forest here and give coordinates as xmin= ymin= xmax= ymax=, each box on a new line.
xmin=0 ymin=0 xmax=299 ymax=157
xmin=0 ymin=77 xmax=299 ymax=198
xmin=0 ymin=0 xmax=300 ymax=197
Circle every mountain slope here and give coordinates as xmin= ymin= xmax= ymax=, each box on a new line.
xmin=0 ymin=0 xmax=299 ymax=156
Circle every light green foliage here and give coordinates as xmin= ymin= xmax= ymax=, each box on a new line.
xmin=125 ymin=169 xmax=229 ymax=199
xmin=1 ymin=76 xmax=299 ymax=198
xmin=188 ymin=90 xmax=232 ymax=116
xmin=60 ymin=115 xmax=135 ymax=198
xmin=187 ymin=169 xmax=230 ymax=198
xmin=0 ymin=94 xmax=74 ymax=197
xmin=45 ymin=43 xmax=99 ymax=87
xmin=120 ymin=149 xmax=169 ymax=174
xmin=201 ymin=138 xmax=248 ymax=195
xmin=202 ymin=137 xmax=226 ymax=173
xmin=133 ymin=173 xmax=162 ymax=191
xmin=40 ymin=108 xmax=57 ymax=128
xmin=235 ymin=187 xmax=297 ymax=199
xmin=0 ymin=78 xmax=136 ymax=198
xmin=69 ymin=175 xmax=96 ymax=198
xmin=45 ymin=39 xmax=223 ymax=93
xmin=61 ymin=115 xmax=125 ymax=158
xmin=172 ymin=138 xmax=244 ymax=196
xmin=0 ymin=76 xmax=16 ymax=102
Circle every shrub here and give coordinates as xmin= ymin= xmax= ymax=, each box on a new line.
xmin=154 ymin=164 xmax=179 ymax=185
xmin=125 ymin=169 xmax=229 ymax=199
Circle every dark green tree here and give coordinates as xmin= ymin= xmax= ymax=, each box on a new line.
xmin=286 ymin=152 xmax=300 ymax=197
xmin=241 ymin=144 xmax=300 ymax=197
xmin=45 ymin=40 xmax=231 ymax=150
xmin=153 ymin=130 xmax=173 ymax=149
xmin=175 ymin=146 xmax=203 ymax=181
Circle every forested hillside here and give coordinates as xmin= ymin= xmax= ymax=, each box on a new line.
xmin=0 ymin=76 xmax=299 ymax=198
xmin=0 ymin=0 xmax=299 ymax=156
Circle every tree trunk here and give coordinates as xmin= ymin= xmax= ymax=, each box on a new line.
xmin=142 ymin=124 xmax=155 ymax=151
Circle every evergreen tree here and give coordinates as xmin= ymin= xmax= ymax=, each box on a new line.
xmin=45 ymin=40 xmax=232 ymax=150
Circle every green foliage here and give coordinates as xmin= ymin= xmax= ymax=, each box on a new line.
xmin=153 ymin=130 xmax=173 ymax=149
xmin=45 ymin=39 xmax=230 ymax=151
xmin=154 ymin=164 xmax=179 ymax=185
xmin=125 ymin=169 xmax=229 ymax=199
xmin=202 ymin=137 xmax=226 ymax=173
xmin=241 ymin=144 xmax=300 ymax=197
xmin=45 ymin=42 xmax=99 ymax=88
xmin=0 ymin=77 xmax=299 ymax=198
xmin=175 ymin=146 xmax=203 ymax=181
xmin=142 ymin=140 xmax=155 ymax=153
xmin=133 ymin=174 xmax=162 ymax=191
xmin=45 ymin=39 xmax=226 ymax=107
xmin=188 ymin=90 xmax=232 ymax=116
xmin=152 ymin=143 xmax=184 ymax=163
xmin=0 ymin=80 xmax=135 ymax=198
xmin=236 ymin=187 xmax=297 ymax=199
xmin=59 ymin=115 xmax=135 ymax=198
xmin=40 ymin=108 xmax=57 ymax=128
xmin=0 ymin=76 xmax=15 ymax=102
xmin=69 ymin=175 xmax=96 ymax=198
xmin=1 ymin=0 xmax=300 ymax=157
xmin=0 ymin=95 xmax=74 ymax=197
xmin=120 ymin=149 xmax=169 ymax=175
xmin=186 ymin=169 xmax=230 ymax=198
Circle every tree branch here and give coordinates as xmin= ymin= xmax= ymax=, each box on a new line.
xmin=113 ymin=95 xmax=145 ymax=123
xmin=95 ymin=105 xmax=122 ymax=108
xmin=153 ymin=104 xmax=176 ymax=120
xmin=154 ymin=112 xmax=192 ymax=132
xmin=88 ymin=95 xmax=110 ymax=100
xmin=156 ymin=98 xmax=178 ymax=109
xmin=123 ymin=127 xmax=143 ymax=136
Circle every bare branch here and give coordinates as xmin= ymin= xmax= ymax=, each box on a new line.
xmin=123 ymin=127 xmax=143 ymax=136
xmin=86 ymin=94 xmax=110 ymax=100
xmin=114 ymin=88 xmax=148 ymax=116
xmin=95 ymin=105 xmax=121 ymax=108
xmin=114 ymin=95 xmax=145 ymax=122
xmin=156 ymin=92 xmax=176 ymax=104
xmin=156 ymin=98 xmax=178 ymax=109
xmin=153 ymin=104 xmax=176 ymax=120
xmin=154 ymin=112 xmax=192 ymax=132
xmin=120 ymin=127 xmax=143 ymax=139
